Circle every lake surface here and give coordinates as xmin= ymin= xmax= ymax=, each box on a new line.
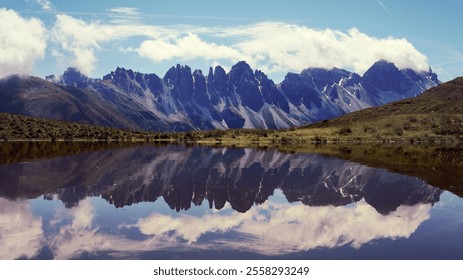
xmin=1 ymin=144 xmax=463 ymax=260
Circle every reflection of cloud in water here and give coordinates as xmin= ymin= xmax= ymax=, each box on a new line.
xmin=0 ymin=198 xmax=43 ymax=259
xmin=50 ymin=199 xmax=99 ymax=259
xmin=5 ymin=197 xmax=432 ymax=259
xmin=49 ymin=199 xmax=141 ymax=259
xmin=48 ymin=199 xmax=180 ymax=259
xmin=71 ymin=199 xmax=95 ymax=229
xmin=137 ymin=210 xmax=259 ymax=242
xmin=238 ymin=200 xmax=431 ymax=254
xmin=136 ymin=199 xmax=432 ymax=254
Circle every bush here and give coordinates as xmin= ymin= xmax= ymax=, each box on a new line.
xmin=338 ymin=127 xmax=352 ymax=135
xmin=393 ymin=127 xmax=404 ymax=136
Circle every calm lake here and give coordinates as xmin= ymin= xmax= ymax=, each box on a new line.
xmin=1 ymin=143 xmax=463 ymax=260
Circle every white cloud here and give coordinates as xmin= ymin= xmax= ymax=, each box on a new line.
xmin=50 ymin=14 xmax=166 ymax=74
xmin=49 ymin=14 xmax=429 ymax=76
xmin=0 ymin=8 xmax=47 ymax=78
xmin=109 ymin=7 xmax=139 ymax=16
xmin=138 ymin=33 xmax=244 ymax=63
xmin=215 ymin=22 xmax=429 ymax=74
xmin=35 ymin=0 xmax=53 ymax=11
xmin=0 ymin=198 xmax=43 ymax=259
xmin=108 ymin=7 xmax=141 ymax=24
xmin=50 ymin=15 xmax=103 ymax=74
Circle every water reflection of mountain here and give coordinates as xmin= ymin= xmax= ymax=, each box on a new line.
xmin=0 ymin=145 xmax=441 ymax=214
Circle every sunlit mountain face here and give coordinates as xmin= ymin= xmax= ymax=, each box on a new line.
xmin=2 ymin=144 xmax=463 ymax=260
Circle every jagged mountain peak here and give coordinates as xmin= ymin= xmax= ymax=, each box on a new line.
xmin=212 ymin=65 xmax=227 ymax=80
xmin=301 ymin=67 xmax=357 ymax=90
xmin=362 ymin=60 xmax=411 ymax=93
xmin=193 ymin=69 xmax=203 ymax=76
xmin=363 ymin=60 xmax=401 ymax=78
xmin=164 ymin=64 xmax=193 ymax=86
xmin=25 ymin=60 xmax=440 ymax=131
xmin=231 ymin=60 xmax=253 ymax=71
xmin=58 ymin=67 xmax=90 ymax=87
xmin=165 ymin=64 xmax=192 ymax=75
xmin=115 ymin=66 xmax=135 ymax=77
xmin=301 ymin=66 xmax=349 ymax=75
xmin=228 ymin=61 xmax=254 ymax=81
xmin=63 ymin=66 xmax=83 ymax=75
xmin=103 ymin=67 xmax=132 ymax=81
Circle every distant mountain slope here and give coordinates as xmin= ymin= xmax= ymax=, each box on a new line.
xmin=0 ymin=60 xmax=439 ymax=131
xmin=0 ymin=75 xmax=137 ymax=129
xmin=0 ymin=74 xmax=169 ymax=130
xmin=307 ymin=76 xmax=463 ymax=127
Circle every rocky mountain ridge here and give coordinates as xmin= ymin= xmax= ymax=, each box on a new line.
xmin=0 ymin=60 xmax=439 ymax=131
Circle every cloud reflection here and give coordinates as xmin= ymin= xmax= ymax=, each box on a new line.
xmin=233 ymin=200 xmax=431 ymax=254
xmin=0 ymin=198 xmax=43 ymax=259
xmin=133 ymin=198 xmax=432 ymax=255
xmin=137 ymin=209 xmax=259 ymax=243
xmin=0 ymin=196 xmax=433 ymax=259
xmin=47 ymin=199 xmax=180 ymax=259
xmin=48 ymin=199 xmax=134 ymax=259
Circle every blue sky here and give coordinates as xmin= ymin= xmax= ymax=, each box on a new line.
xmin=1 ymin=0 xmax=462 ymax=82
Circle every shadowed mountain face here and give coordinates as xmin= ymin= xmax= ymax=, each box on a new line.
xmin=0 ymin=74 xmax=168 ymax=130
xmin=0 ymin=145 xmax=441 ymax=214
xmin=0 ymin=60 xmax=438 ymax=131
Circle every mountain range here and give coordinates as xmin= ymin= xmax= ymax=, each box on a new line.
xmin=0 ymin=60 xmax=439 ymax=131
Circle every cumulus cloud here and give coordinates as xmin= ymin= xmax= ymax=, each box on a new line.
xmin=49 ymin=13 xmax=428 ymax=76
xmin=138 ymin=33 xmax=244 ymax=63
xmin=50 ymin=15 xmax=104 ymax=74
xmin=50 ymin=14 xmax=165 ymax=74
xmin=214 ymin=22 xmax=429 ymax=74
xmin=50 ymin=14 xmax=136 ymax=74
xmin=0 ymin=8 xmax=47 ymax=78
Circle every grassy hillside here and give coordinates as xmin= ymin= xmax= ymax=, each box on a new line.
xmin=0 ymin=112 xmax=169 ymax=142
